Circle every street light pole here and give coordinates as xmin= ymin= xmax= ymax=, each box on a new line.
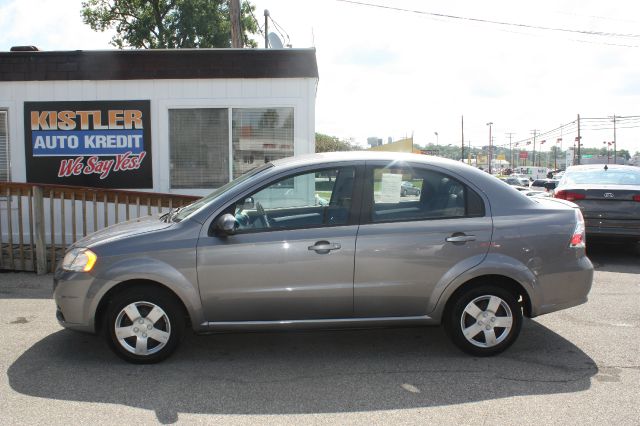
xmin=434 ymin=131 xmax=439 ymax=149
xmin=486 ymin=122 xmax=493 ymax=174
xmin=505 ymin=132 xmax=515 ymax=171
xmin=612 ymin=115 xmax=617 ymax=164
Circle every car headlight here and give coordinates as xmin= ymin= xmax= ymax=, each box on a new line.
xmin=62 ymin=248 xmax=97 ymax=272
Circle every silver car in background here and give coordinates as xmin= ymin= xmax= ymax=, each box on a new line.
xmin=54 ymin=152 xmax=593 ymax=363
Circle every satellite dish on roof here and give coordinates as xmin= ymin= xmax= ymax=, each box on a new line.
xmin=268 ymin=32 xmax=284 ymax=49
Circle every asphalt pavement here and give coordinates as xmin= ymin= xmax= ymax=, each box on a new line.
xmin=0 ymin=241 xmax=638 ymax=425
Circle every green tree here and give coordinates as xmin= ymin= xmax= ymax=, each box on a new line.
xmin=81 ymin=0 xmax=258 ymax=49
xmin=315 ymin=133 xmax=356 ymax=153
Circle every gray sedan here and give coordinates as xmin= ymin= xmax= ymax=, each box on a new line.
xmin=555 ymin=164 xmax=640 ymax=246
xmin=54 ymin=152 xmax=593 ymax=363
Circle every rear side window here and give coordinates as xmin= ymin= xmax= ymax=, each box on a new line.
xmin=368 ymin=165 xmax=485 ymax=223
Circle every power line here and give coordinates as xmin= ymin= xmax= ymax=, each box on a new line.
xmin=247 ymin=2 xmax=265 ymax=37
xmin=336 ymin=0 xmax=640 ymax=41
xmin=269 ymin=16 xmax=292 ymax=47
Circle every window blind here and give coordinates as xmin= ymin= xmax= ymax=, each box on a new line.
xmin=0 ymin=111 xmax=8 ymax=181
xmin=169 ymin=108 xmax=229 ymax=189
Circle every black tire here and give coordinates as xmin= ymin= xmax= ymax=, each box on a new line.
xmin=401 ymin=189 xmax=407 ymax=197
xmin=104 ymin=286 xmax=185 ymax=364
xmin=444 ymin=285 xmax=522 ymax=357
xmin=415 ymin=189 xmax=421 ymax=197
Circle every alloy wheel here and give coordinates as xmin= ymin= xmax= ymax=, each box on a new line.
xmin=460 ymin=295 xmax=513 ymax=348
xmin=113 ymin=301 xmax=172 ymax=356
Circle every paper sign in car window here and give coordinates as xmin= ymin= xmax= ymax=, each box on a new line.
xmin=379 ymin=173 xmax=402 ymax=203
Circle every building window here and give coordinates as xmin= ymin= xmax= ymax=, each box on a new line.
xmin=232 ymin=108 xmax=294 ymax=179
xmin=169 ymin=108 xmax=229 ymax=189
xmin=0 ymin=110 xmax=8 ymax=181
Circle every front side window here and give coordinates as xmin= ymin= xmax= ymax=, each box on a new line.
xmin=169 ymin=108 xmax=229 ymax=189
xmin=369 ymin=165 xmax=483 ymax=223
xmin=233 ymin=167 xmax=355 ymax=232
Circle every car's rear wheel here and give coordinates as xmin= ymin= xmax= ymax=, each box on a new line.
xmin=445 ymin=285 xmax=522 ymax=356
xmin=105 ymin=286 xmax=185 ymax=364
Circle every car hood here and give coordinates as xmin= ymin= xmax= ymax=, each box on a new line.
xmin=71 ymin=215 xmax=173 ymax=249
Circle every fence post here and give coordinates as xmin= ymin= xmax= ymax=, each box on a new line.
xmin=33 ymin=186 xmax=47 ymax=275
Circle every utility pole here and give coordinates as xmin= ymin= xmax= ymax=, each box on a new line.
xmin=530 ymin=130 xmax=539 ymax=168
xmin=230 ymin=0 xmax=242 ymax=48
xmin=264 ymin=9 xmax=270 ymax=48
xmin=557 ymin=124 xmax=563 ymax=171
xmin=461 ymin=116 xmax=465 ymax=162
xmin=612 ymin=114 xmax=617 ymax=164
xmin=486 ymin=122 xmax=493 ymax=174
xmin=505 ymin=132 xmax=515 ymax=171
xmin=577 ymin=114 xmax=581 ymax=165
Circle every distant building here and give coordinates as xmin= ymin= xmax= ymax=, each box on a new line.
xmin=367 ymin=137 xmax=383 ymax=147
xmin=368 ymin=137 xmax=414 ymax=153
xmin=578 ymin=155 xmax=626 ymax=166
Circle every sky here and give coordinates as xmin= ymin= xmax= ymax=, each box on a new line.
xmin=1 ymin=0 xmax=639 ymax=155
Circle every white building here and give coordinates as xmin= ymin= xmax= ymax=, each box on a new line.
xmin=0 ymin=47 xmax=318 ymax=196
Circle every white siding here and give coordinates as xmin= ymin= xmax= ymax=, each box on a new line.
xmin=0 ymin=77 xmax=317 ymax=195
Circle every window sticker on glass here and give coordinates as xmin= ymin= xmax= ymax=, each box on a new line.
xmin=379 ymin=173 xmax=403 ymax=203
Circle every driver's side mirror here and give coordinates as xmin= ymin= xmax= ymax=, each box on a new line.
xmin=215 ymin=213 xmax=236 ymax=236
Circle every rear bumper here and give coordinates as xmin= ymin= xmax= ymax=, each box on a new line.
xmin=532 ymin=255 xmax=593 ymax=317
xmin=585 ymin=218 xmax=640 ymax=239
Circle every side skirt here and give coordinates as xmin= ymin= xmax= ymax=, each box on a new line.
xmin=198 ymin=315 xmax=438 ymax=333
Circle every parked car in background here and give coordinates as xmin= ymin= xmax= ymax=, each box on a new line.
xmin=54 ymin=152 xmax=593 ymax=363
xmin=530 ymin=179 xmax=558 ymax=193
xmin=555 ymin=164 xmax=640 ymax=251
xmin=400 ymin=180 xmax=421 ymax=197
xmin=500 ymin=177 xmax=523 ymax=186
xmin=524 ymin=190 xmax=551 ymax=198
xmin=510 ymin=174 xmax=531 ymax=186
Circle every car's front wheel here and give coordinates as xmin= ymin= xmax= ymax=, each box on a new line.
xmin=105 ymin=286 xmax=185 ymax=364
xmin=445 ymin=285 xmax=522 ymax=356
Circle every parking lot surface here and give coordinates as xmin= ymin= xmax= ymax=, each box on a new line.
xmin=1 ymin=242 xmax=639 ymax=425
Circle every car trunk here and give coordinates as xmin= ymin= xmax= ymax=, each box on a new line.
xmin=557 ymin=185 xmax=640 ymax=236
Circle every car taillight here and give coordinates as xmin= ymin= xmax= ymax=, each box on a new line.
xmin=570 ymin=209 xmax=586 ymax=248
xmin=633 ymin=194 xmax=640 ymax=202
xmin=555 ymin=190 xmax=585 ymax=201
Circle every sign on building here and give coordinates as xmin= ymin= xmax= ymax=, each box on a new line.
xmin=24 ymin=100 xmax=152 ymax=188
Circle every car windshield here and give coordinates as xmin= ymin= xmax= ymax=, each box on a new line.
xmin=171 ymin=163 xmax=273 ymax=222
xmin=563 ymin=168 xmax=640 ymax=186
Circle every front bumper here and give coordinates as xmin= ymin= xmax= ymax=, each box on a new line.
xmin=53 ymin=268 xmax=97 ymax=333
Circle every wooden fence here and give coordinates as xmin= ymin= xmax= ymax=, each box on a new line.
xmin=0 ymin=182 xmax=200 ymax=274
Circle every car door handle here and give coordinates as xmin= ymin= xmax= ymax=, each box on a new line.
xmin=445 ymin=234 xmax=476 ymax=243
xmin=308 ymin=241 xmax=341 ymax=253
